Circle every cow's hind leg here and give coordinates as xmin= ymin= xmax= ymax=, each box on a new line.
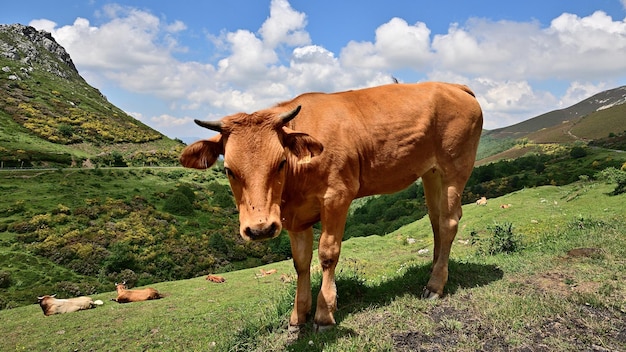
xmin=288 ymin=228 xmax=313 ymax=330
xmin=313 ymin=197 xmax=351 ymax=331
xmin=421 ymin=170 xmax=464 ymax=299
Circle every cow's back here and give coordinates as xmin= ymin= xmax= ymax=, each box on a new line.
xmin=286 ymin=82 xmax=483 ymax=198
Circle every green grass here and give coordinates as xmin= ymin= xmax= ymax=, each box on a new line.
xmin=0 ymin=167 xmax=272 ymax=308
xmin=1 ymin=181 xmax=624 ymax=351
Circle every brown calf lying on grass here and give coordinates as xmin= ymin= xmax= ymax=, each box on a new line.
xmin=256 ymin=269 xmax=278 ymax=278
xmin=112 ymin=282 xmax=163 ymax=303
xmin=206 ymin=275 xmax=226 ymax=283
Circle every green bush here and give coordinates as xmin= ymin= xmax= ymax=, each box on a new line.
xmin=209 ymin=233 xmax=230 ymax=254
xmin=474 ymin=222 xmax=523 ymax=255
xmin=207 ymin=182 xmax=235 ymax=209
xmin=570 ymin=146 xmax=587 ymax=158
xmin=268 ymin=232 xmax=292 ymax=257
xmin=177 ymin=184 xmax=196 ymax=203
xmin=596 ymin=167 xmax=626 ymax=195
xmin=0 ymin=271 xmax=11 ymax=288
xmin=163 ymin=191 xmax=194 ymax=216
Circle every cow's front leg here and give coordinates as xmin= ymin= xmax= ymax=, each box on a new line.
xmin=314 ymin=199 xmax=350 ymax=331
xmin=288 ymin=228 xmax=313 ymax=329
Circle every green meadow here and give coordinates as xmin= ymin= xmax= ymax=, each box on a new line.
xmin=1 ymin=180 xmax=624 ymax=351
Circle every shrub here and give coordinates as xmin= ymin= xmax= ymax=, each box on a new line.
xmin=596 ymin=167 xmax=626 ymax=195
xmin=163 ymin=191 xmax=194 ymax=216
xmin=209 ymin=233 xmax=230 ymax=254
xmin=0 ymin=271 xmax=11 ymax=288
xmin=116 ymin=269 xmax=138 ymax=287
xmin=207 ymin=182 xmax=235 ymax=209
xmin=268 ymin=232 xmax=292 ymax=257
xmin=570 ymin=146 xmax=587 ymax=158
xmin=177 ymin=184 xmax=196 ymax=203
xmin=58 ymin=124 xmax=74 ymax=138
xmin=474 ymin=222 xmax=523 ymax=255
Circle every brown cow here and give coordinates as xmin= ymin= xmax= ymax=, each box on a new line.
xmin=112 ymin=282 xmax=162 ymax=303
xmin=258 ymin=268 xmax=278 ymax=277
xmin=180 ymin=82 xmax=483 ymax=331
xmin=37 ymin=294 xmax=103 ymax=316
xmin=206 ymin=274 xmax=226 ymax=283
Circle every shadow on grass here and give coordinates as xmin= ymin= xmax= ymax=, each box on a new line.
xmin=285 ymin=259 xmax=503 ymax=350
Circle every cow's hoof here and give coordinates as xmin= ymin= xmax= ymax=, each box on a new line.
xmin=313 ymin=323 xmax=334 ymax=333
xmin=288 ymin=324 xmax=303 ymax=334
xmin=421 ymin=288 xmax=440 ymax=300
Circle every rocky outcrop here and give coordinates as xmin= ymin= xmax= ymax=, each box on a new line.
xmin=0 ymin=23 xmax=78 ymax=78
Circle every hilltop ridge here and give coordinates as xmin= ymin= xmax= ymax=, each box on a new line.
xmin=486 ymin=85 xmax=626 ymax=139
xmin=0 ymin=23 xmax=182 ymax=167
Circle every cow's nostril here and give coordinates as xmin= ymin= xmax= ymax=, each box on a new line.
xmin=244 ymin=222 xmax=279 ymax=241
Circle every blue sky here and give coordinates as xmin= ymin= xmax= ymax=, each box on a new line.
xmin=2 ymin=0 xmax=626 ymax=141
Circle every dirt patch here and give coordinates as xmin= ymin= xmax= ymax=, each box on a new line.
xmin=527 ymin=271 xmax=573 ymax=296
xmin=391 ymin=302 xmax=626 ymax=351
xmin=512 ymin=247 xmax=607 ymax=298
xmin=566 ymin=247 xmax=604 ymax=259
xmin=393 ymin=303 xmax=512 ymax=351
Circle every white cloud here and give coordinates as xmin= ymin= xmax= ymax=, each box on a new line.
xmin=150 ymin=114 xmax=193 ymax=127
xmin=259 ymin=0 xmax=310 ymax=48
xmin=430 ymin=11 xmax=626 ymax=81
xmin=217 ymin=29 xmax=278 ymax=83
xmin=27 ymin=2 xmax=626 ymax=136
xmin=559 ymin=81 xmax=608 ymax=108
xmin=341 ymin=18 xmax=432 ymax=71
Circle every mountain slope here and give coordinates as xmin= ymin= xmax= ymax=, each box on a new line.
xmin=476 ymin=86 xmax=626 ymax=163
xmin=0 ymin=24 xmax=183 ymax=167
xmin=486 ymin=85 xmax=626 ymax=140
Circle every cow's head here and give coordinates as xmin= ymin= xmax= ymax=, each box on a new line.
xmin=180 ymin=105 xmax=323 ymax=241
xmin=37 ymin=294 xmax=55 ymax=302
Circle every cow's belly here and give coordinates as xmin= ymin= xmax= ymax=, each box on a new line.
xmin=280 ymin=199 xmax=321 ymax=232
xmin=356 ymin=153 xmax=435 ymax=197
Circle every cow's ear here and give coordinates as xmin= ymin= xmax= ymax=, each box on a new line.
xmin=282 ymin=127 xmax=324 ymax=164
xmin=180 ymin=134 xmax=223 ymax=169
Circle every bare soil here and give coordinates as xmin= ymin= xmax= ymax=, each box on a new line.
xmin=392 ymin=248 xmax=626 ymax=351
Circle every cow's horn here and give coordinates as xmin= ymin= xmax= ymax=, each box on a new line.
xmin=194 ymin=119 xmax=223 ymax=133
xmin=279 ymin=105 xmax=301 ymax=125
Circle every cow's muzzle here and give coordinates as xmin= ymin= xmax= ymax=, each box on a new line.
xmin=243 ymin=222 xmax=280 ymax=241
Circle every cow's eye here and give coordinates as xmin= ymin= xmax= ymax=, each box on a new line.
xmin=278 ymin=159 xmax=287 ymax=172
xmin=224 ymin=167 xmax=235 ymax=180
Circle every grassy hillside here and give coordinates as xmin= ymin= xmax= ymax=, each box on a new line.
xmin=346 ymin=145 xmax=626 ymax=239
xmin=486 ymin=85 xmax=626 ymax=140
xmin=1 ymin=180 xmax=624 ymax=351
xmin=0 ymin=167 xmax=292 ymax=309
xmin=478 ymin=87 xmax=626 ymax=165
xmin=0 ymin=24 xmax=183 ymax=167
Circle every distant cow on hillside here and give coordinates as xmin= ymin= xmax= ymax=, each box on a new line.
xmin=206 ymin=274 xmax=226 ymax=283
xmin=37 ymin=294 xmax=103 ymax=316
xmin=112 ymin=282 xmax=162 ymax=303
